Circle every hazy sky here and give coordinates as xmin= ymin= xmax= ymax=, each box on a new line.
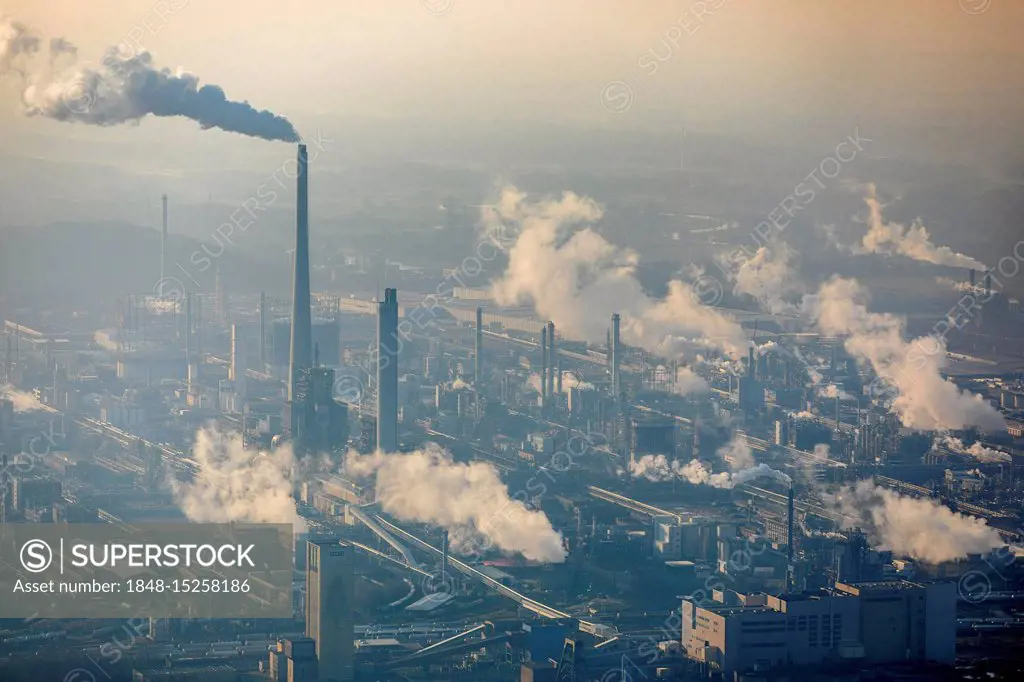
xmin=3 ymin=0 xmax=1022 ymax=131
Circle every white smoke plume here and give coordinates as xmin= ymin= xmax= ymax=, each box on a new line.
xmin=0 ymin=12 xmax=38 ymax=74
xmin=675 ymin=366 xmax=709 ymax=396
xmin=937 ymin=436 xmax=1011 ymax=463
xmin=172 ymin=426 xmax=305 ymax=530
xmin=828 ymin=480 xmax=1003 ymax=564
xmin=528 ymin=371 xmax=595 ymax=395
xmin=1 ymin=14 xmax=298 ymax=142
xmin=722 ymin=243 xmax=804 ymax=314
xmin=804 ymin=277 xmax=1005 ymax=432
xmin=856 ymin=184 xmax=986 ymax=270
xmin=629 ymin=453 xmax=790 ymax=489
xmin=488 ymin=188 xmax=748 ymax=358
xmin=0 ymin=384 xmax=46 ymax=412
xmin=718 ymin=435 xmax=755 ymax=471
xmin=346 ymin=444 xmax=566 ymax=563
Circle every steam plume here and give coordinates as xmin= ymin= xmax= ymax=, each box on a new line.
xmin=804 ymin=277 xmax=1005 ymax=432
xmin=0 ymin=384 xmax=46 ymax=412
xmin=0 ymin=13 xmax=38 ymax=74
xmin=857 ymin=184 xmax=986 ymax=270
xmin=675 ymin=365 xmax=709 ymax=396
xmin=937 ymin=435 xmax=1011 ymax=463
xmin=629 ymin=454 xmax=790 ymax=489
xmin=828 ymin=480 xmax=1003 ymax=563
xmin=489 ymin=187 xmax=748 ymax=358
xmin=172 ymin=426 xmax=305 ymax=529
xmin=2 ymin=14 xmax=298 ymax=142
xmin=722 ymin=243 xmax=803 ymax=314
xmin=346 ymin=444 xmax=566 ymax=563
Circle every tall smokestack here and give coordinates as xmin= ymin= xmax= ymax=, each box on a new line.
xmin=748 ymin=346 xmax=755 ymax=379
xmin=546 ymin=321 xmax=556 ymax=399
xmin=441 ymin=530 xmax=449 ymax=584
xmin=289 ymin=144 xmax=312 ymax=402
xmin=475 ymin=306 xmax=483 ymax=388
xmin=540 ymin=325 xmax=548 ymax=404
xmin=787 ymin=484 xmax=795 ymax=593
xmin=231 ymin=324 xmax=246 ymax=400
xmin=556 ymin=358 xmax=563 ymax=395
xmin=970 ymin=269 xmax=976 ymax=288
xmin=3 ymin=335 xmax=10 ymax=382
xmin=259 ymin=291 xmax=267 ymax=371
xmin=377 ymin=288 xmax=399 ymax=453
xmin=985 ymin=272 xmax=992 ymax=298
xmin=610 ymin=313 xmax=621 ymax=400
xmin=160 ymin=194 xmax=168 ymax=285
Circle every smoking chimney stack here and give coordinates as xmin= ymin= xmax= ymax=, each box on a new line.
xmin=970 ymin=269 xmax=976 ymax=288
xmin=289 ymin=144 xmax=312 ymax=402
xmin=984 ymin=272 xmax=992 ymax=298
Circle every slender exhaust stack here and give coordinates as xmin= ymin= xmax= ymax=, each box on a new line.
xmin=610 ymin=313 xmax=621 ymax=400
xmin=259 ymin=291 xmax=267 ymax=371
xmin=475 ymin=306 xmax=483 ymax=387
xmin=289 ymin=144 xmax=312 ymax=402
xmin=787 ymin=484 xmax=795 ymax=593
xmin=161 ymin=194 xmax=168 ymax=285
xmin=377 ymin=288 xmax=399 ymax=452
xmin=546 ymin=321 xmax=556 ymax=399
xmin=540 ymin=324 xmax=548 ymax=404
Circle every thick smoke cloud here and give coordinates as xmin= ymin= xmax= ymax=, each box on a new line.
xmin=0 ymin=13 xmax=38 ymax=74
xmin=675 ymin=365 xmax=709 ymax=396
xmin=937 ymin=435 xmax=1011 ymax=463
xmin=346 ymin=444 xmax=566 ymax=563
xmin=856 ymin=184 xmax=986 ymax=270
xmin=722 ymin=243 xmax=803 ymax=314
xmin=828 ymin=480 xmax=1003 ymax=564
xmin=804 ymin=277 xmax=1005 ymax=432
xmin=1 ymin=14 xmax=298 ymax=142
xmin=629 ymin=434 xmax=791 ymax=489
xmin=488 ymin=187 xmax=748 ymax=358
xmin=172 ymin=426 xmax=305 ymax=529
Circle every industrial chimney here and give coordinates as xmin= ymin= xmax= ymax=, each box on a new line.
xmin=787 ymin=484 xmax=795 ymax=593
xmin=540 ymin=324 xmax=548 ymax=405
xmin=475 ymin=306 xmax=483 ymax=388
xmin=289 ymin=144 xmax=312 ymax=402
xmin=377 ymin=288 xmax=399 ymax=452
xmin=161 ymin=194 xmax=168 ymax=285
xmin=610 ymin=313 xmax=621 ymax=400
xmin=546 ymin=321 xmax=556 ymax=399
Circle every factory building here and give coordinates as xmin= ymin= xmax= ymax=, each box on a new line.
xmin=681 ymin=581 xmax=955 ymax=676
xmin=305 ymin=540 xmax=355 ymax=681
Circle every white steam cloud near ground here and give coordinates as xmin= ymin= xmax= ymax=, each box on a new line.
xmin=488 ymin=187 xmax=748 ymax=358
xmin=803 ymin=277 xmax=1005 ymax=432
xmin=346 ymin=444 xmax=566 ymax=563
xmin=0 ymin=12 xmax=298 ymax=141
xmin=629 ymin=435 xmax=790 ymax=489
xmin=173 ymin=427 xmax=567 ymax=563
xmin=0 ymin=384 xmax=46 ymax=412
xmin=172 ymin=426 xmax=305 ymax=529
xmin=936 ymin=435 xmax=1011 ymax=463
xmin=855 ymin=184 xmax=987 ymax=270
xmin=827 ymin=480 xmax=1003 ymax=564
